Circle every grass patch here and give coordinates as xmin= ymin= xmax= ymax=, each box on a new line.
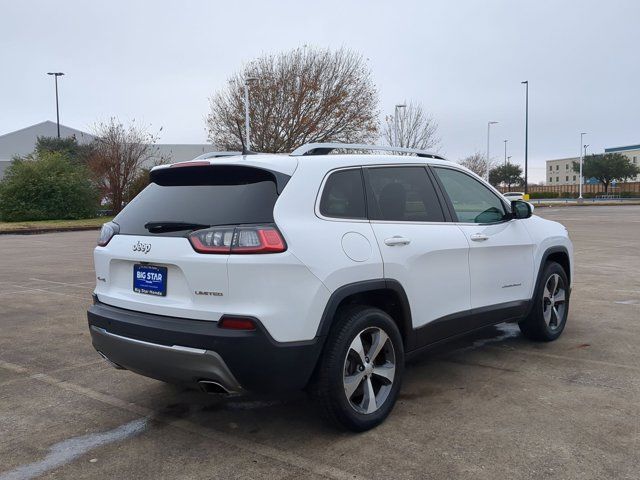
xmin=0 ymin=217 xmax=113 ymax=232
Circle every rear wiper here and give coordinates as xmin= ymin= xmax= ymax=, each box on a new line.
xmin=144 ymin=221 xmax=210 ymax=233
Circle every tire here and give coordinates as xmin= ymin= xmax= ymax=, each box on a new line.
xmin=519 ymin=261 xmax=570 ymax=342
xmin=312 ymin=306 xmax=404 ymax=432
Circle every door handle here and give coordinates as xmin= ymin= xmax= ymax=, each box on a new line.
xmin=470 ymin=233 xmax=489 ymax=242
xmin=384 ymin=236 xmax=411 ymax=246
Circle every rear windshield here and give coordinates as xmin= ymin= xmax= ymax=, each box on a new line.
xmin=114 ymin=165 xmax=286 ymax=236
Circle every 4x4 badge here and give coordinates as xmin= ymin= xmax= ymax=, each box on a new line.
xmin=132 ymin=241 xmax=151 ymax=254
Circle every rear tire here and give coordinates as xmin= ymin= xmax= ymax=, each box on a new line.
xmin=519 ymin=261 xmax=569 ymax=341
xmin=312 ymin=306 xmax=404 ymax=432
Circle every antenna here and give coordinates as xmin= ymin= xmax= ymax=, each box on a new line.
xmin=235 ymin=119 xmax=254 ymax=155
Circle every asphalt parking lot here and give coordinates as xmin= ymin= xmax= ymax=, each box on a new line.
xmin=1 ymin=205 xmax=639 ymax=480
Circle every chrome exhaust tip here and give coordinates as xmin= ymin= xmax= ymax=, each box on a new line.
xmin=97 ymin=351 xmax=126 ymax=370
xmin=198 ymin=380 xmax=230 ymax=395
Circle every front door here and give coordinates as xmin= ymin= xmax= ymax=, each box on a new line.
xmin=432 ymin=166 xmax=535 ymax=317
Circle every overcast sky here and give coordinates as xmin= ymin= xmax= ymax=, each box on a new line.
xmin=1 ymin=0 xmax=638 ymax=181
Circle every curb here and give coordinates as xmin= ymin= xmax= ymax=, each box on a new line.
xmin=0 ymin=226 xmax=102 ymax=235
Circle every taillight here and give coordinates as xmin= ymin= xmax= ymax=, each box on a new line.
xmin=97 ymin=222 xmax=119 ymax=247
xmin=188 ymin=225 xmax=286 ymax=254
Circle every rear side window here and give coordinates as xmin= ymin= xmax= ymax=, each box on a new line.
xmin=433 ymin=167 xmax=507 ymax=223
xmin=319 ymin=168 xmax=366 ymax=219
xmin=366 ymin=167 xmax=444 ymax=222
xmin=114 ymin=165 xmax=284 ymax=236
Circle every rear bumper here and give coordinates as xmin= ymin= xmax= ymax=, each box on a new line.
xmin=87 ymin=300 xmax=323 ymax=393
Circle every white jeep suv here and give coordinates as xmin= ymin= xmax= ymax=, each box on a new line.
xmin=88 ymin=143 xmax=573 ymax=431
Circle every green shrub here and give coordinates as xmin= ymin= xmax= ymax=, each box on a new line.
xmin=0 ymin=152 xmax=99 ymax=221
xmin=529 ymin=191 xmax=559 ymax=199
xmin=620 ymin=191 xmax=640 ymax=198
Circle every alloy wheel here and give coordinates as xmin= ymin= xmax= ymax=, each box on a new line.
xmin=542 ymin=273 xmax=566 ymax=330
xmin=342 ymin=327 xmax=396 ymax=414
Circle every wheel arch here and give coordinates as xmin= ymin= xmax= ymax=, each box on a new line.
xmin=538 ymin=246 xmax=571 ymax=286
xmin=315 ymin=279 xmax=412 ymax=347
xmin=525 ymin=245 xmax=571 ymax=318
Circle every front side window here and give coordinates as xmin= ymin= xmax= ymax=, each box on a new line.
xmin=365 ymin=167 xmax=444 ymax=222
xmin=319 ymin=168 xmax=366 ymax=219
xmin=434 ymin=167 xmax=507 ymax=224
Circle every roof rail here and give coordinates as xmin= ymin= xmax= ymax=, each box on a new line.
xmin=290 ymin=143 xmax=446 ymax=160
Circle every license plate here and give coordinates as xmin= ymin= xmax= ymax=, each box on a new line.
xmin=133 ymin=264 xmax=167 ymax=296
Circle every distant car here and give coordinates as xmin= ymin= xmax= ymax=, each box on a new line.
xmin=88 ymin=143 xmax=572 ymax=431
xmin=503 ymin=191 xmax=524 ymax=201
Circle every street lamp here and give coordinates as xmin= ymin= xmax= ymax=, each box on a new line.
xmin=486 ymin=121 xmax=498 ymax=181
xmin=503 ymin=139 xmax=508 ymax=168
xmin=394 ymin=104 xmax=406 ymax=147
xmin=579 ymin=132 xmax=587 ymax=200
xmin=243 ymin=77 xmax=258 ymax=151
xmin=521 ymin=81 xmax=529 ymax=195
xmin=47 ymin=72 xmax=64 ymax=138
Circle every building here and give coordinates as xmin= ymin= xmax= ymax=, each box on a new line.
xmin=605 ymin=144 xmax=640 ymax=181
xmin=546 ymin=157 xmax=580 ymax=186
xmin=0 ymin=121 xmax=216 ymax=179
xmin=0 ymin=121 xmax=94 ymax=178
xmin=545 ymin=142 xmax=640 ymax=185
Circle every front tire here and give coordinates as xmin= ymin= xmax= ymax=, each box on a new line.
xmin=519 ymin=261 xmax=570 ymax=341
xmin=312 ymin=306 xmax=404 ymax=432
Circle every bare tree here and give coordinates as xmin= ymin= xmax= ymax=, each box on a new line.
xmin=382 ymin=101 xmax=440 ymax=151
xmin=88 ymin=118 xmax=164 ymax=213
xmin=206 ymin=47 xmax=379 ymax=152
xmin=459 ymin=151 xmax=495 ymax=177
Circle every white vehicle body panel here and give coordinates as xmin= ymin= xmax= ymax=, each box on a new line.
xmin=369 ymin=221 xmax=470 ymax=327
xmin=456 ymin=219 xmax=535 ymax=308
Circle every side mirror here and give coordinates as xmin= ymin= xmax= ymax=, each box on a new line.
xmin=511 ymin=200 xmax=532 ymax=219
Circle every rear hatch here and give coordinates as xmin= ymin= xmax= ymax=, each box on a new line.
xmin=94 ymin=163 xmax=289 ymax=321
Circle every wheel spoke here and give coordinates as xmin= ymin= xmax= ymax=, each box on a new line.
xmin=554 ymin=289 xmax=566 ymax=303
xmin=367 ymin=330 xmax=389 ymax=363
xmin=361 ymin=377 xmax=377 ymax=414
xmin=552 ymin=306 xmax=561 ymax=326
xmin=550 ymin=274 xmax=559 ymax=296
xmin=349 ymin=334 xmax=367 ymax=365
xmin=543 ymin=304 xmax=552 ymax=325
xmin=343 ymin=371 xmax=365 ymax=399
xmin=372 ymin=363 xmax=395 ymax=384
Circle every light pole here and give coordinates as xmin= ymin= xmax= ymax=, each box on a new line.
xmin=486 ymin=121 xmax=498 ymax=181
xmin=579 ymin=132 xmax=587 ymax=200
xmin=243 ymin=77 xmax=258 ymax=151
xmin=47 ymin=72 xmax=64 ymax=138
xmin=504 ymin=139 xmax=508 ymax=168
xmin=394 ymin=104 xmax=406 ymax=147
xmin=521 ymin=81 xmax=529 ymax=196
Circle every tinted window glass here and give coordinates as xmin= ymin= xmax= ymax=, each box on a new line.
xmin=319 ymin=169 xmax=366 ymax=219
xmin=366 ymin=167 xmax=444 ymax=222
xmin=115 ymin=166 xmax=282 ymax=236
xmin=434 ymin=167 xmax=507 ymax=223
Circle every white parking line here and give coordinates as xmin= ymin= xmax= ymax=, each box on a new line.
xmin=29 ymin=278 xmax=95 ymax=288
xmin=0 ymin=286 xmax=88 ymax=300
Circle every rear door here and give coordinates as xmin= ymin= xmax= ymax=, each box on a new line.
xmin=432 ymin=166 xmax=535 ymax=315
xmin=94 ymin=164 xmax=285 ymax=321
xmin=364 ymin=166 xmax=471 ymax=341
